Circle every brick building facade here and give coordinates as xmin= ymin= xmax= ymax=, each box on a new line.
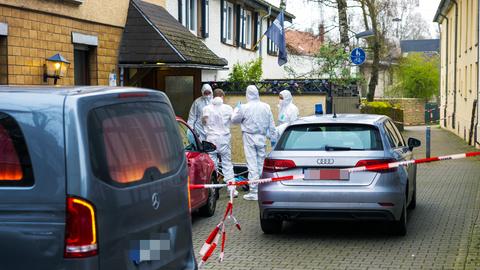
xmin=0 ymin=0 xmax=129 ymax=86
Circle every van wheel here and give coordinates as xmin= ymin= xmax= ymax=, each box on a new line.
xmin=391 ymin=198 xmax=407 ymax=236
xmin=260 ymin=217 xmax=282 ymax=234
xmin=199 ymin=176 xmax=217 ymax=217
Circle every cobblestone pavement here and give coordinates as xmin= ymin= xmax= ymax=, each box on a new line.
xmin=191 ymin=126 xmax=480 ymax=270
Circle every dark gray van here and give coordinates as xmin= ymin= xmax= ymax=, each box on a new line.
xmin=0 ymin=87 xmax=196 ymax=270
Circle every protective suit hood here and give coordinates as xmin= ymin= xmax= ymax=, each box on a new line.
xmin=201 ymin=84 xmax=213 ymax=95
xmin=246 ymin=85 xmax=260 ymax=102
xmin=279 ymin=90 xmax=293 ymax=107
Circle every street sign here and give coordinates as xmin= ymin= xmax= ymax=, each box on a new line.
xmin=350 ymin=47 xmax=366 ymax=65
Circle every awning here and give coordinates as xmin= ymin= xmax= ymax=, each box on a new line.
xmin=119 ymin=0 xmax=228 ymax=69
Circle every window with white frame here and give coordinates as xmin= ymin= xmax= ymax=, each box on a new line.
xmin=222 ymin=1 xmax=235 ymax=45
xmin=178 ymin=0 xmax=209 ymax=37
xmin=243 ymin=10 xmax=252 ymax=48
xmin=267 ymin=18 xmax=278 ymax=55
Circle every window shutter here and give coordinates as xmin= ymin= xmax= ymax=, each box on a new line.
xmin=201 ymin=0 xmax=209 ymax=38
xmin=253 ymin=12 xmax=259 ymax=51
xmin=178 ymin=0 xmax=183 ymax=23
xmin=221 ymin=0 xmax=226 ymax=43
xmin=235 ymin=4 xmax=241 ymax=47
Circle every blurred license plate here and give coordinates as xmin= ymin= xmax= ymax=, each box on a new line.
xmin=304 ymin=169 xmax=349 ymax=180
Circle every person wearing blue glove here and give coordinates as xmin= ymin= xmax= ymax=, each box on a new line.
xmin=232 ymin=85 xmax=277 ymax=201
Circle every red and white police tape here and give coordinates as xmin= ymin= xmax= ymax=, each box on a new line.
xmin=189 ymin=174 xmax=305 ymax=190
xmin=194 ymin=150 xmax=480 ymax=267
xmin=347 ymin=151 xmax=480 ymax=173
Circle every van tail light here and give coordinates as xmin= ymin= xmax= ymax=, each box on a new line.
xmin=355 ymin=159 xmax=397 ymax=172
xmin=263 ymin=159 xmax=296 ymax=173
xmin=64 ymin=196 xmax=98 ymax=258
xmin=118 ymin=92 xmax=149 ymax=98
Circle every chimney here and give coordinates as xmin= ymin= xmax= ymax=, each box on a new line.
xmin=318 ymin=23 xmax=325 ymax=44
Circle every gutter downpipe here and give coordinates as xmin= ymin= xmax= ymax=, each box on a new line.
xmin=476 ymin=0 xmax=480 ymax=146
xmin=439 ymin=13 xmax=449 ymax=128
xmin=452 ymin=0 xmax=458 ymax=129
xmin=259 ymin=6 xmax=272 ymax=57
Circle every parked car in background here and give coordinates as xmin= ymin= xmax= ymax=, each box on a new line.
xmin=176 ymin=117 xmax=218 ymax=216
xmin=259 ymin=114 xmax=421 ymax=236
xmin=0 ymin=87 xmax=197 ymax=270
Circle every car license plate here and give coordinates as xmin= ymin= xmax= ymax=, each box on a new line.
xmin=304 ymin=169 xmax=349 ymax=180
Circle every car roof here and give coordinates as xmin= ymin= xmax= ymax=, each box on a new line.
xmin=290 ymin=114 xmax=388 ymax=126
xmin=0 ymin=85 xmax=152 ymax=96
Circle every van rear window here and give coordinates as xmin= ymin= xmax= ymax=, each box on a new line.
xmin=0 ymin=113 xmax=34 ymax=186
xmin=88 ymin=102 xmax=183 ymax=185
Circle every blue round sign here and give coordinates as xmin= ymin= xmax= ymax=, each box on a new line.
xmin=350 ymin=47 xmax=366 ymax=65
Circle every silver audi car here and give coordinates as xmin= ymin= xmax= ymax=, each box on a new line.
xmin=259 ymin=114 xmax=421 ymax=236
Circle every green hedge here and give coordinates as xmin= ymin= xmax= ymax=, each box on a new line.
xmin=361 ymin=101 xmax=404 ymax=131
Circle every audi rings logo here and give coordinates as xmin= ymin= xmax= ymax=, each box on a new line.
xmin=317 ymin=158 xmax=335 ymax=165
xmin=152 ymin=193 xmax=160 ymax=210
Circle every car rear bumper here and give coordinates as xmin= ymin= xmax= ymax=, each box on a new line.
xmin=261 ymin=208 xmax=395 ymax=221
xmin=258 ymin=180 xmax=404 ymax=221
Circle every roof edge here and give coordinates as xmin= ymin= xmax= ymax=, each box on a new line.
xmin=433 ymin=0 xmax=452 ymax=23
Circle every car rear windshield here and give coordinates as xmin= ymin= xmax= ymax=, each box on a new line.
xmin=0 ymin=113 xmax=34 ymax=186
xmin=88 ymin=102 xmax=183 ymax=186
xmin=276 ymin=124 xmax=383 ymax=151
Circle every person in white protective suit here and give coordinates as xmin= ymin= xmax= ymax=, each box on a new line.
xmin=188 ymin=84 xmax=213 ymax=141
xmin=278 ymin=90 xmax=299 ymax=125
xmin=202 ymin=89 xmax=238 ymax=197
xmin=232 ymin=85 xmax=277 ymax=201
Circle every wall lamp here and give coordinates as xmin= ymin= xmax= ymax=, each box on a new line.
xmin=44 ymin=53 xmax=70 ymax=85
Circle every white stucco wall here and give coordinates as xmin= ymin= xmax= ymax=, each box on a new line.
xmin=165 ymin=0 xmax=315 ymax=81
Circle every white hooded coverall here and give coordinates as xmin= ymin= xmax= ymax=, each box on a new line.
xmin=202 ymin=97 xmax=234 ymax=182
xmin=187 ymin=84 xmax=213 ymax=141
xmin=232 ymin=85 xmax=277 ymax=193
xmin=278 ymin=90 xmax=299 ymax=125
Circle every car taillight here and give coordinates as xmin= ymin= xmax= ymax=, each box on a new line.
xmin=263 ymin=159 xmax=296 ymax=173
xmin=355 ymin=158 xmax=397 ymax=172
xmin=64 ymin=196 xmax=98 ymax=258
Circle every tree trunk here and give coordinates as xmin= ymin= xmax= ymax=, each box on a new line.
xmin=365 ymin=0 xmax=380 ymax=102
xmin=337 ymin=0 xmax=350 ymax=50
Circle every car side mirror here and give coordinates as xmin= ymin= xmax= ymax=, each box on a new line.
xmin=407 ymin=137 xmax=421 ymax=150
xmin=201 ymin=141 xmax=216 ymax=153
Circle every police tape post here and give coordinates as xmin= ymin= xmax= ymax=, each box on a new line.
xmin=193 ymin=150 xmax=480 ymax=267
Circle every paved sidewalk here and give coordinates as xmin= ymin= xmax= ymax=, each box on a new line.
xmin=191 ymin=126 xmax=480 ymax=269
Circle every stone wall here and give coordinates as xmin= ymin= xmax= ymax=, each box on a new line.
xmin=375 ymin=98 xmax=426 ymax=126
xmin=223 ymin=93 xmax=327 ymax=163
xmin=0 ymin=4 xmax=123 ymax=86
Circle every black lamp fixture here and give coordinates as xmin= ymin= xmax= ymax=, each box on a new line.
xmin=43 ymin=53 xmax=70 ymax=85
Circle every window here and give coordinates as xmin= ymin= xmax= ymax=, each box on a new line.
xmin=88 ymin=102 xmax=183 ymax=186
xmin=179 ymin=0 xmax=209 ymax=37
xmin=178 ymin=122 xmax=198 ymax=151
xmin=74 ymin=45 xmax=90 ymax=85
xmin=222 ymin=1 xmax=235 ymax=45
xmin=179 ymin=0 xmax=197 ymax=34
xmin=267 ymin=18 xmax=278 ymax=55
xmin=243 ymin=9 xmax=253 ymax=48
xmin=384 ymin=120 xmax=404 ymax=148
xmin=0 ymin=113 xmax=34 ymax=187
xmin=277 ymin=124 xmax=383 ymax=151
